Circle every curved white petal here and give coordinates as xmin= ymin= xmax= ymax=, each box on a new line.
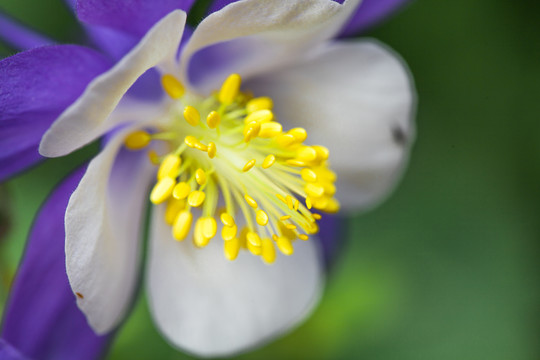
xmin=40 ymin=10 xmax=186 ymax=157
xmin=247 ymin=40 xmax=416 ymax=211
xmin=147 ymin=206 xmax=324 ymax=357
xmin=181 ymin=0 xmax=360 ymax=93
xmin=66 ymin=128 xmax=155 ymax=333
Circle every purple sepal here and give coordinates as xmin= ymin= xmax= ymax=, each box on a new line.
xmin=0 ymin=339 xmax=29 ymax=360
xmin=0 ymin=12 xmax=53 ymax=52
xmin=76 ymin=0 xmax=196 ymax=38
xmin=0 ymin=167 xmax=112 ymax=360
xmin=317 ymin=214 xmax=348 ymax=271
xmin=339 ymin=0 xmax=411 ymax=36
xmin=0 ymin=45 xmax=111 ymax=181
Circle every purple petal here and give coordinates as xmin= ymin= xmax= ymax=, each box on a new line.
xmin=317 ymin=214 xmax=347 ymax=271
xmin=339 ymin=0 xmax=411 ymax=36
xmin=1 ymin=167 xmax=112 ymax=360
xmin=0 ymin=45 xmax=111 ymax=181
xmin=0 ymin=12 xmax=53 ymax=51
xmin=76 ymin=0 xmax=195 ymax=38
xmin=0 ymin=339 xmax=28 ymax=360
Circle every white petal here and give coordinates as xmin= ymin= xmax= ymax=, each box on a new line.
xmin=181 ymin=0 xmax=360 ymax=93
xmin=39 ymin=10 xmax=186 ymax=157
xmin=147 ymin=206 xmax=324 ymax=357
xmin=247 ymin=40 xmax=416 ymax=211
xmin=66 ymin=129 xmax=155 ymax=333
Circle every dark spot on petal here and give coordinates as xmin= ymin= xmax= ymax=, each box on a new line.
xmin=76 ymin=292 xmax=84 ymax=299
xmin=392 ymin=125 xmax=407 ymax=147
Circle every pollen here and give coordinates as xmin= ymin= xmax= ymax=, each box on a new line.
xmin=127 ymin=72 xmax=340 ymax=264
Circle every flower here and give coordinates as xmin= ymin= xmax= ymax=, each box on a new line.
xmin=0 ymin=0 xmax=415 ymax=359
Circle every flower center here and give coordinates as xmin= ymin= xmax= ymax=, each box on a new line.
xmin=124 ymin=73 xmax=339 ymax=264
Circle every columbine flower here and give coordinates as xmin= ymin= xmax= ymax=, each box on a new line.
xmin=0 ymin=0 xmax=415 ymax=358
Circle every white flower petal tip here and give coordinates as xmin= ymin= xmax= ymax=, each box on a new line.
xmin=181 ymin=0 xmax=360 ymax=92
xmin=39 ymin=10 xmax=187 ymax=158
xmin=147 ymin=207 xmax=324 ymax=357
xmin=66 ymin=130 xmax=155 ymax=333
xmin=246 ymin=40 xmax=416 ymax=212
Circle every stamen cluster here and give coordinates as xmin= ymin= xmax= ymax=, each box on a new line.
xmin=124 ymin=73 xmax=340 ymax=264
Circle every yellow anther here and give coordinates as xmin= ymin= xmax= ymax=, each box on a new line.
xmin=280 ymin=215 xmax=291 ymax=221
xmin=183 ymin=106 xmax=200 ymax=126
xmin=161 ymin=74 xmax=185 ymax=99
xmin=194 ymin=218 xmax=211 ymax=248
xmin=276 ymin=236 xmax=294 ymax=256
xmin=147 ymin=150 xmax=160 ymax=165
xmin=305 ymin=183 xmax=325 ymax=198
xmin=243 ymin=121 xmax=260 ymax=142
xmin=286 ymin=195 xmax=294 ymax=210
xmin=298 ymin=234 xmax=309 ymax=241
xmin=195 ymin=168 xmax=207 ymax=185
xmin=286 ymin=159 xmax=307 ymax=167
xmin=244 ymin=109 xmax=273 ymax=124
xmin=301 ymin=168 xmax=318 ymax=183
xmin=187 ymin=190 xmax=206 ymax=207
xmin=285 ymin=224 xmax=297 ymax=230
xmin=288 ymin=127 xmax=307 ymax=142
xmin=206 ymin=111 xmax=221 ymax=128
xmin=246 ymin=97 xmax=273 ymax=114
xmin=184 ymin=135 xmax=200 ymax=148
xmin=172 ymin=210 xmax=192 ymax=241
xmin=322 ymin=182 xmax=336 ymax=196
xmin=165 ymin=198 xmax=185 ymax=225
xmin=150 ymin=177 xmax=176 ymax=204
xmin=306 ymin=197 xmax=313 ymax=209
xmin=124 ymin=130 xmax=151 ymax=150
xmin=293 ymin=199 xmax=299 ymax=211
xmin=275 ymin=133 xmax=296 ymax=147
xmin=297 ymin=146 xmax=317 ymax=162
xmin=157 ymin=154 xmax=181 ymax=180
xmin=201 ymin=217 xmax=217 ymax=239
xmin=261 ymin=238 xmax=276 ymax=264
xmin=224 ymin=237 xmax=241 ymax=261
xmin=247 ymin=239 xmax=262 ymax=256
xmin=220 ymin=213 xmax=235 ymax=227
xmin=219 ymin=73 xmax=241 ymax=105
xmin=246 ymin=231 xmax=262 ymax=247
xmin=173 ymin=182 xmax=191 ymax=199
xmin=221 ymin=224 xmax=237 ymax=241
xmin=262 ymin=154 xmax=276 ymax=169
xmin=256 ymin=210 xmax=269 ymax=226
xmin=244 ymin=194 xmax=258 ymax=208
xmin=242 ymin=159 xmax=256 ymax=172
xmin=207 ymin=142 xmax=217 ymax=158
xmin=194 ymin=142 xmax=208 ymax=152
xmin=325 ymin=198 xmax=340 ymax=213
xmin=276 ymin=193 xmax=287 ymax=204
xmin=312 ymin=213 xmax=322 ymax=220
xmin=258 ymin=122 xmax=283 ymax=138
xmin=313 ymin=145 xmax=330 ymax=161
xmin=312 ymin=196 xmax=329 ymax=210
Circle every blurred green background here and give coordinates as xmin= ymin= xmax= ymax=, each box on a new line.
xmin=1 ymin=0 xmax=539 ymax=359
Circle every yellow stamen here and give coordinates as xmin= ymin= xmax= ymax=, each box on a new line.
xmin=183 ymin=106 xmax=200 ymax=126
xmin=207 ymin=142 xmax=217 ymax=158
xmin=258 ymin=122 xmax=282 ymax=138
xmin=206 ymin=111 xmax=221 ymax=128
xmin=286 ymin=159 xmax=307 ymax=167
xmin=256 ymin=210 xmax=269 ymax=226
xmin=218 ymin=73 xmax=241 ymax=105
xmin=313 ymin=145 xmax=329 ymax=160
xmin=220 ymin=213 xmax=235 ymax=227
xmin=173 ymin=182 xmax=191 ymax=199
xmin=246 ymin=97 xmax=273 ymax=114
xmin=280 ymin=215 xmax=291 ymax=221
xmin=187 ymin=190 xmax=206 ymax=207
xmin=161 ymin=74 xmax=185 ymax=99
xmin=147 ymin=150 xmax=160 ymax=165
xmin=244 ymin=194 xmax=258 ymax=208
xmin=194 ymin=218 xmax=211 ymax=247
xmin=172 ymin=210 xmax=192 ymax=241
xmin=243 ymin=121 xmax=260 ymax=142
xmin=157 ymin=154 xmax=181 ymax=180
xmin=276 ymin=236 xmax=294 ymax=256
xmin=298 ymin=234 xmax=309 ymax=241
xmin=275 ymin=133 xmax=296 ymax=147
xmin=124 ymin=130 xmax=151 ymax=150
xmin=286 ymin=195 xmax=294 ymax=210
xmin=297 ymin=146 xmax=317 ymax=162
xmin=261 ymin=238 xmax=276 ymax=264
xmin=262 ymin=154 xmax=276 ymax=169
xmin=165 ymin=198 xmax=185 ymax=225
xmin=301 ymin=168 xmax=317 ymax=183
xmin=305 ymin=183 xmax=325 ymax=198
xmin=312 ymin=213 xmax=322 ymax=220
xmin=224 ymin=237 xmax=241 ymax=261
xmin=201 ymin=217 xmax=217 ymax=239
xmin=244 ymin=109 xmax=273 ymax=124
xmin=184 ymin=135 xmax=200 ymax=148
xmin=306 ymin=197 xmax=313 ymax=209
xmin=293 ymin=199 xmax=299 ymax=211
xmin=242 ymin=159 xmax=256 ymax=172
xmin=150 ymin=177 xmax=175 ymax=204
xmin=222 ymin=224 xmax=238 ymax=241
xmin=289 ymin=127 xmax=307 ymax=142
xmin=195 ymin=168 xmax=207 ymax=185
xmin=285 ymin=224 xmax=297 ymax=230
